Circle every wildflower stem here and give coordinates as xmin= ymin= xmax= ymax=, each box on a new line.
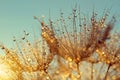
xmin=103 ymin=64 xmax=111 ymax=80
xmin=91 ymin=62 xmax=94 ymax=80
xmin=47 ymin=73 xmax=52 ymax=80
xmin=77 ymin=63 xmax=81 ymax=78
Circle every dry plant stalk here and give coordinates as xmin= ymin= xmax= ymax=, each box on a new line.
xmin=0 ymin=8 xmax=120 ymax=80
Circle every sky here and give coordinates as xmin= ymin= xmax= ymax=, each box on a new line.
xmin=0 ymin=0 xmax=120 ymax=54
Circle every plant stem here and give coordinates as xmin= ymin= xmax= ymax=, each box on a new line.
xmin=91 ymin=63 xmax=94 ymax=80
xmin=77 ymin=63 xmax=81 ymax=80
xmin=104 ymin=64 xmax=111 ymax=80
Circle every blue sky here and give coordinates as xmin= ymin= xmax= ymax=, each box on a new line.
xmin=0 ymin=0 xmax=120 ymax=53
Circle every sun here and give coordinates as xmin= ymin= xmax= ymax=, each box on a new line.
xmin=0 ymin=57 xmax=17 ymax=80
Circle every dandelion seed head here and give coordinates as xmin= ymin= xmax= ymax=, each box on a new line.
xmin=0 ymin=8 xmax=120 ymax=80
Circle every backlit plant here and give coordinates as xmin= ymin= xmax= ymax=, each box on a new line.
xmin=0 ymin=8 xmax=120 ymax=80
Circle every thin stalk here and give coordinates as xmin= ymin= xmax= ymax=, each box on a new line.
xmin=104 ymin=64 xmax=111 ymax=80
xmin=77 ymin=63 xmax=81 ymax=79
xmin=91 ymin=63 xmax=94 ymax=80
xmin=47 ymin=73 xmax=52 ymax=80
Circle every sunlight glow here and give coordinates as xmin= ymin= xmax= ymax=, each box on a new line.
xmin=0 ymin=58 xmax=17 ymax=80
